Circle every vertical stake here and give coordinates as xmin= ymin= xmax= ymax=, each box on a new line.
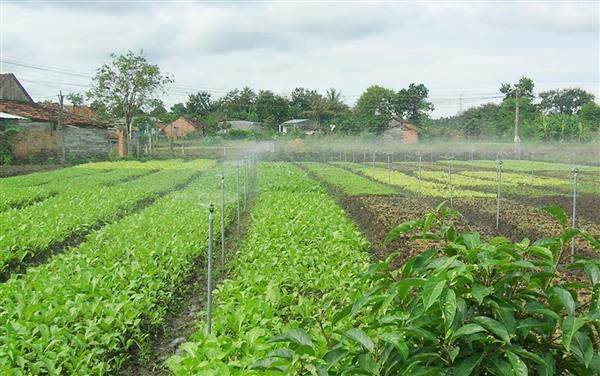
xmin=220 ymin=175 xmax=225 ymax=268
xmin=236 ymin=163 xmax=240 ymax=232
xmin=571 ymin=168 xmax=578 ymax=263
xmin=387 ymin=154 xmax=391 ymax=184
xmin=448 ymin=158 xmax=453 ymax=208
xmin=418 ymin=154 xmax=422 ymax=193
xmin=496 ymin=160 xmax=503 ymax=229
xmin=352 ymin=151 xmax=355 ymax=163
xmin=207 ymin=203 xmax=214 ymax=334
xmin=244 ymin=160 xmax=248 ymax=210
xmin=372 ymin=151 xmax=376 ymax=178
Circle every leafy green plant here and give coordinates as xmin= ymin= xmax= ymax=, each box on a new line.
xmin=299 ymin=162 xmax=397 ymax=196
xmin=262 ymin=203 xmax=600 ymax=375
xmin=0 ymin=163 xmax=236 ymax=374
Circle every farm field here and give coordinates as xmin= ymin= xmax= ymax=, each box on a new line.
xmin=1 ymin=157 xmax=599 ymax=375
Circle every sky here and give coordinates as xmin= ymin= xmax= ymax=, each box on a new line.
xmin=0 ymin=0 xmax=598 ymax=118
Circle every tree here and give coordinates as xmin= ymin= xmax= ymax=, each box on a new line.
xmin=216 ymin=87 xmax=257 ymax=119
xmin=87 ymin=50 xmax=174 ymax=140
xmin=539 ymin=88 xmax=595 ymax=115
xmin=325 ymin=88 xmax=348 ymax=118
xmin=186 ymin=91 xmax=213 ymax=118
xmin=170 ymin=103 xmax=187 ymax=118
xmin=289 ymin=87 xmax=319 ymax=118
xmin=304 ymin=94 xmax=331 ymax=128
xmin=355 ymin=85 xmax=396 ymax=133
xmin=66 ymin=92 xmax=84 ymax=106
xmin=500 ymin=76 xmax=535 ymax=100
xmin=254 ymin=90 xmax=289 ymax=130
xmin=394 ymin=83 xmax=434 ymax=125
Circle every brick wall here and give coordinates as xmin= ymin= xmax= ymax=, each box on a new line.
xmin=11 ymin=121 xmax=110 ymax=159
xmin=162 ymin=118 xmax=200 ymax=139
xmin=12 ymin=122 xmax=59 ymax=158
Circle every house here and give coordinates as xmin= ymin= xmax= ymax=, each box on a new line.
xmin=0 ymin=73 xmax=34 ymax=103
xmin=383 ymin=118 xmax=419 ymax=144
xmin=160 ymin=117 xmax=204 ymax=139
xmin=278 ymin=119 xmax=319 ymax=135
xmin=0 ymin=74 xmax=113 ymax=159
xmin=224 ymin=120 xmax=261 ymax=133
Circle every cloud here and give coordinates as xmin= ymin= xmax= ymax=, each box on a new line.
xmin=1 ymin=0 xmax=597 ymax=117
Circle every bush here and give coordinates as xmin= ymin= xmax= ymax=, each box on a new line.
xmin=260 ymin=204 xmax=600 ymax=375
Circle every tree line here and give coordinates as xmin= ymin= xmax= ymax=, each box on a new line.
xmin=81 ymin=51 xmax=599 ymax=141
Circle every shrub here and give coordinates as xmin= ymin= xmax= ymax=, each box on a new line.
xmin=261 ymin=204 xmax=600 ymax=375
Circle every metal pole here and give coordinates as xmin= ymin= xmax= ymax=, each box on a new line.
xmin=387 ymin=154 xmax=391 ymax=184
xmin=418 ymin=154 xmax=422 ymax=193
xmin=571 ymin=168 xmax=578 ymax=263
xmin=372 ymin=151 xmax=376 ymax=178
xmin=363 ymin=151 xmax=366 ymax=163
xmin=244 ymin=159 xmax=248 ymax=210
xmin=352 ymin=151 xmax=355 ymax=163
xmin=207 ymin=203 xmax=214 ymax=334
xmin=220 ymin=175 xmax=225 ymax=268
xmin=496 ymin=160 xmax=503 ymax=229
xmin=236 ymin=163 xmax=240 ymax=232
xmin=448 ymin=159 xmax=453 ymax=208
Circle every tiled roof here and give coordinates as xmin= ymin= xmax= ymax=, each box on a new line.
xmin=0 ymin=100 xmax=106 ymax=127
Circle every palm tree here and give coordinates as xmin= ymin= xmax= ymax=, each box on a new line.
xmin=325 ymin=88 xmax=345 ymax=116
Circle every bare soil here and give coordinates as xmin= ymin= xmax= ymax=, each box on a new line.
xmin=0 ymin=164 xmax=64 ymax=178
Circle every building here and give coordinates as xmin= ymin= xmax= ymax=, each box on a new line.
xmin=0 ymin=74 xmax=112 ymax=159
xmin=383 ymin=118 xmax=419 ymax=144
xmin=278 ymin=119 xmax=319 ymax=135
xmin=160 ymin=117 xmax=204 ymax=139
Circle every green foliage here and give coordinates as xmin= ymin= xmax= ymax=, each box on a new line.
xmin=539 ymin=88 xmax=595 ymax=116
xmin=0 ymin=160 xmax=215 ymax=277
xmin=0 ymin=162 xmax=232 ymax=374
xmin=0 ymin=121 xmax=21 ymax=165
xmin=66 ymin=92 xmax=84 ymax=106
xmin=166 ymin=163 xmax=371 ymax=374
xmin=394 ymin=83 xmax=434 ymax=125
xmin=186 ymin=90 xmax=213 ymax=117
xmin=299 ymin=162 xmax=397 ymax=196
xmin=264 ymin=204 xmax=600 ymax=375
xmin=87 ymin=50 xmax=174 ymax=135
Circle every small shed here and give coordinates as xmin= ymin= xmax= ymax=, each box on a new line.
xmin=383 ymin=118 xmax=419 ymax=144
xmin=278 ymin=119 xmax=318 ymax=135
xmin=160 ymin=117 xmax=204 ymax=139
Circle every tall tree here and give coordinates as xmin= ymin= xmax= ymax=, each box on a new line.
xmin=325 ymin=88 xmax=348 ymax=116
xmin=355 ymin=85 xmax=395 ymax=133
xmin=394 ymin=83 xmax=434 ymax=124
xmin=539 ymin=88 xmax=595 ymax=115
xmin=289 ymin=87 xmax=319 ymax=118
xmin=87 ymin=50 xmax=173 ymax=139
xmin=254 ymin=90 xmax=289 ymax=129
xmin=500 ymin=76 xmax=535 ymax=100
xmin=170 ymin=103 xmax=187 ymax=117
xmin=186 ymin=91 xmax=213 ymax=117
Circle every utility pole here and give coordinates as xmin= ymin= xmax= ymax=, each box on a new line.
xmin=58 ymin=91 xmax=65 ymax=163
xmin=514 ymin=88 xmax=521 ymax=159
xmin=458 ymin=94 xmax=463 ymax=114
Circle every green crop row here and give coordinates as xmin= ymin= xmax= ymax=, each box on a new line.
xmin=298 ymin=162 xmax=397 ymax=195
xmin=333 ymin=162 xmax=495 ymax=199
xmin=166 ymin=163 xmax=370 ymax=374
xmin=0 ymin=163 xmax=239 ymax=375
xmin=0 ymin=168 xmax=149 ymax=212
xmin=443 ymin=159 xmax=600 ymax=174
xmin=0 ymin=160 xmax=216 ymax=276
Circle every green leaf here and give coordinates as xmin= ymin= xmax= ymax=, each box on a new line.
xmin=453 ymin=353 xmax=483 ymax=376
xmin=422 ymin=278 xmax=446 ymax=311
xmin=459 ymin=232 xmax=481 ymax=251
xmin=442 ymin=289 xmax=457 ymax=336
xmin=451 ymin=323 xmax=486 ymax=341
xmin=269 ymin=328 xmax=314 ymax=349
xmin=561 ymin=315 xmax=585 ymax=352
xmin=507 ymin=351 xmax=528 ymax=376
xmin=384 ymin=220 xmax=420 ymax=244
xmin=380 ymin=332 xmax=409 ymax=360
xmin=539 ymin=205 xmax=567 ymax=226
xmin=471 ymin=284 xmax=493 ymax=304
xmin=473 ymin=316 xmax=511 ymax=344
xmin=553 ymin=287 xmax=575 ymax=315
xmin=323 ymin=348 xmax=347 ymax=368
xmin=344 ymin=328 xmax=375 ymax=353
xmin=570 ymin=331 xmax=594 ymax=367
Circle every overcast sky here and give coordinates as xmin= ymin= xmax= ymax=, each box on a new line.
xmin=1 ymin=0 xmax=598 ymax=117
